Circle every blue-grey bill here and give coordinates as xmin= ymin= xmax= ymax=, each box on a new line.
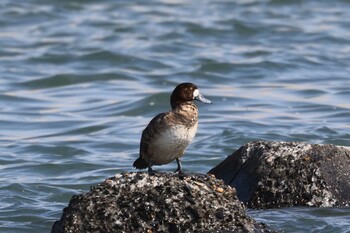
xmin=196 ymin=94 xmax=212 ymax=104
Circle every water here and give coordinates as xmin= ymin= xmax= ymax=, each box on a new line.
xmin=1 ymin=0 xmax=350 ymax=232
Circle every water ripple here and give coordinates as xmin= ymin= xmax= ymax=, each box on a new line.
xmin=1 ymin=0 xmax=350 ymax=232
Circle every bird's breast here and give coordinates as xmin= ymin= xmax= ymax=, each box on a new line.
xmin=149 ymin=123 xmax=198 ymax=164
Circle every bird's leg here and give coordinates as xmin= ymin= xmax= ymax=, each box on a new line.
xmin=174 ymin=158 xmax=183 ymax=174
xmin=148 ymin=164 xmax=156 ymax=173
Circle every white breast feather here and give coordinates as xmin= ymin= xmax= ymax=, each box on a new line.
xmin=151 ymin=123 xmax=198 ymax=165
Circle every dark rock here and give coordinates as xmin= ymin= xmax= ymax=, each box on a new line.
xmin=52 ymin=172 xmax=275 ymax=233
xmin=209 ymin=141 xmax=350 ymax=209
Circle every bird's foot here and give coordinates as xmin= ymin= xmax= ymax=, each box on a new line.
xmin=174 ymin=169 xmax=187 ymax=178
xmin=148 ymin=167 xmax=157 ymax=175
xmin=173 ymin=168 xmax=183 ymax=174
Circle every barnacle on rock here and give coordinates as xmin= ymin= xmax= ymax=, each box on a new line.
xmin=210 ymin=141 xmax=350 ymax=209
xmin=52 ymin=172 xmax=274 ymax=233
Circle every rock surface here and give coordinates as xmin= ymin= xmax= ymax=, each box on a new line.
xmin=209 ymin=141 xmax=350 ymax=209
xmin=52 ymin=172 xmax=274 ymax=233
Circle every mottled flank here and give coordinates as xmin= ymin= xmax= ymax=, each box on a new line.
xmin=209 ymin=141 xmax=350 ymax=209
xmin=51 ymin=172 xmax=274 ymax=233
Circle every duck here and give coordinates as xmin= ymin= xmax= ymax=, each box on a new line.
xmin=133 ymin=82 xmax=211 ymax=173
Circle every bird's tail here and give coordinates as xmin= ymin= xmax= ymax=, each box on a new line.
xmin=133 ymin=157 xmax=148 ymax=169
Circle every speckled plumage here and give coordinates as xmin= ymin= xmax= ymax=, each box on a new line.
xmin=133 ymin=83 xmax=211 ymax=173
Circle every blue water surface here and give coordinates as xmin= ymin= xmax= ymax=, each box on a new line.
xmin=0 ymin=0 xmax=350 ymax=232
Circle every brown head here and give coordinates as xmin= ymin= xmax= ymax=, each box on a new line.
xmin=170 ymin=83 xmax=211 ymax=109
